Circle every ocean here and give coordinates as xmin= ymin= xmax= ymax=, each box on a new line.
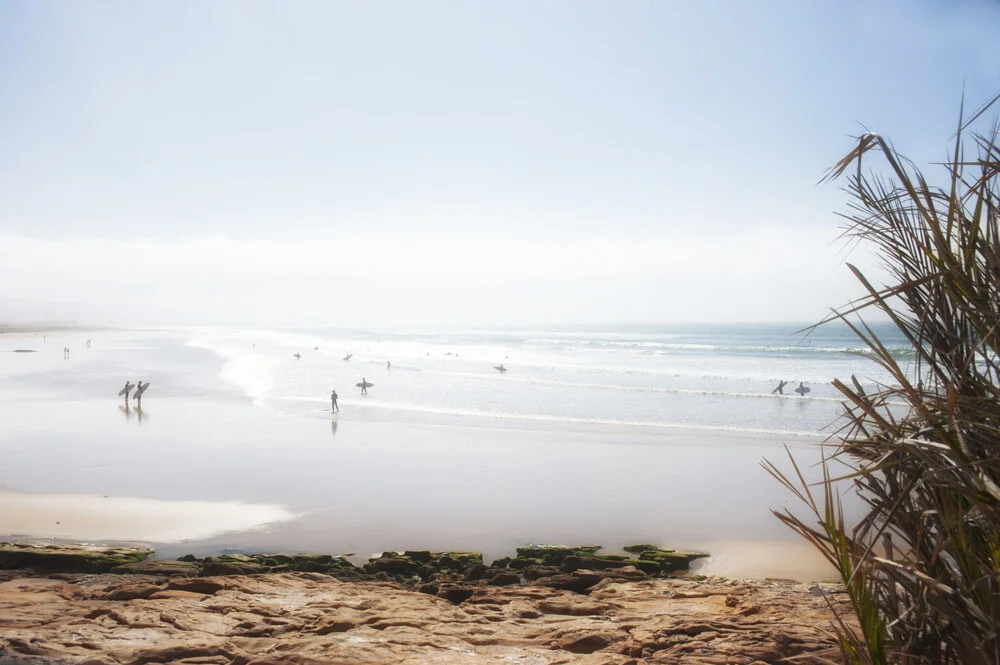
xmin=187 ymin=321 xmax=907 ymax=439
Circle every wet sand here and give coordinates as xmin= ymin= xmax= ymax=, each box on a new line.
xmin=0 ymin=488 xmax=295 ymax=543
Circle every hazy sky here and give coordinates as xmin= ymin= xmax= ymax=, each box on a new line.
xmin=1 ymin=1 xmax=997 ymax=327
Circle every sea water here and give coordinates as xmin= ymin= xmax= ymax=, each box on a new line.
xmin=186 ymin=321 xmax=911 ymax=439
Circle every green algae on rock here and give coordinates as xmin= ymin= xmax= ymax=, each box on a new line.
xmin=0 ymin=542 xmax=151 ymax=573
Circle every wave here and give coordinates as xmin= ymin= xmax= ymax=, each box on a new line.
xmin=260 ymin=395 xmax=826 ymax=439
xmin=423 ymin=369 xmax=849 ymax=401
xmin=185 ymin=337 xmax=275 ymax=399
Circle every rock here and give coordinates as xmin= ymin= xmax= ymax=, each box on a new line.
xmin=402 ymin=550 xmax=432 ymax=563
xmin=437 ymin=584 xmax=475 ymax=604
xmin=0 ymin=542 xmax=151 ymax=574
xmin=537 ymin=598 xmax=614 ymax=616
xmin=100 ymin=583 xmax=162 ymax=600
xmin=623 ymin=544 xmax=661 ymax=553
xmin=293 ymin=553 xmax=334 ymax=565
xmin=487 ymin=572 xmax=521 ymax=586
xmin=514 ymin=545 xmax=601 ymax=567
xmin=165 ymin=578 xmax=226 ymax=594
xmin=200 ymin=561 xmax=267 ymax=576
xmin=555 ymin=630 xmax=617 ymax=653
xmin=364 ymin=556 xmax=420 ymax=577
xmin=416 ymin=564 xmax=438 ymax=580
xmin=561 ymin=555 xmax=633 ymax=572
xmin=463 ymin=563 xmax=487 ymax=581
xmin=636 ymin=548 xmax=710 ymax=573
xmin=111 ymin=560 xmax=200 ymax=577
xmin=509 ymin=557 xmax=543 ymax=570
xmin=0 ymin=570 xmax=853 ymax=664
xmin=633 ymin=559 xmax=662 ymax=575
xmin=530 ymin=573 xmax=603 ymax=593
xmin=521 ymin=565 xmax=561 ymax=580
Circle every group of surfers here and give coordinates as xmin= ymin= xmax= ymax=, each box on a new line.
xmin=119 ymin=381 xmax=150 ymax=405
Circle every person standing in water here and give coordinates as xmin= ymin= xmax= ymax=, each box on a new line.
xmin=360 ymin=378 xmax=368 ymax=396
xmin=330 ymin=390 xmax=339 ymax=413
xmin=123 ymin=380 xmax=134 ymax=402
xmin=386 ymin=361 xmax=391 ymax=369
xmin=772 ymin=380 xmax=788 ymax=395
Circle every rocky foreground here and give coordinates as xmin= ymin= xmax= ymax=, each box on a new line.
xmin=0 ymin=542 xmax=850 ymax=664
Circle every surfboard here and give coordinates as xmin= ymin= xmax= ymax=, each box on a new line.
xmin=795 ymin=385 xmax=810 ymax=396
xmin=343 ymin=354 xmax=353 ymax=361
xmin=117 ymin=383 xmax=133 ymax=397
xmin=294 ymin=353 xmax=301 ymax=359
xmin=356 ymin=381 xmax=373 ymax=388
xmin=494 ymin=366 xmax=507 ymax=373
xmin=134 ymin=382 xmax=150 ymax=398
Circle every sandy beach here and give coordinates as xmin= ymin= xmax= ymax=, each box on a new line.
xmin=0 ymin=328 xmax=846 ymax=582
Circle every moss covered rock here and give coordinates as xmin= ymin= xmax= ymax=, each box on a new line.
xmin=635 ymin=548 xmax=710 ymax=573
xmin=0 ymin=542 xmax=152 ymax=574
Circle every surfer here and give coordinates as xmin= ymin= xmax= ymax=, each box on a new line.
xmin=122 ymin=381 xmax=134 ymax=402
xmin=294 ymin=353 xmax=301 ymax=359
xmin=771 ymin=380 xmax=788 ymax=395
xmin=343 ymin=353 xmax=352 ymax=362
xmin=134 ymin=381 xmax=148 ymax=405
xmin=86 ymin=340 xmax=91 ymax=349
xmin=386 ymin=361 xmax=391 ymax=369
xmin=360 ymin=378 xmax=368 ymax=395
xmin=330 ymin=390 xmax=339 ymax=413
xmin=495 ymin=364 xmax=506 ymax=373
xmin=795 ymin=382 xmax=809 ymax=396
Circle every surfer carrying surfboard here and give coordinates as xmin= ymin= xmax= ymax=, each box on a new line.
xmin=119 ymin=381 xmax=134 ymax=402
xmin=795 ymin=382 xmax=810 ymax=396
xmin=330 ymin=390 xmax=339 ymax=413
xmin=771 ymin=380 xmax=788 ymax=395
xmin=133 ymin=381 xmax=150 ymax=405
xmin=360 ymin=378 xmax=368 ymax=395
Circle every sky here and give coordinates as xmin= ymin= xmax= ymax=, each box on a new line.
xmin=1 ymin=0 xmax=998 ymax=328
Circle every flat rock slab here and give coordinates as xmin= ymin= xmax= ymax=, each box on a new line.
xmin=0 ymin=571 xmax=852 ymax=664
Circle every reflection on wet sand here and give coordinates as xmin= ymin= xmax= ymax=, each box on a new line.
xmin=118 ymin=403 xmax=150 ymax=424
xmin=331 ymin=418 xmax=338 ymax=436
xmin=0 ymin=488 xmax=296 ymax=543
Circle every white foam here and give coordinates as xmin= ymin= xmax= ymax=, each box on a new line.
xmin=186 ymin=336 xmax=276 ymax=399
